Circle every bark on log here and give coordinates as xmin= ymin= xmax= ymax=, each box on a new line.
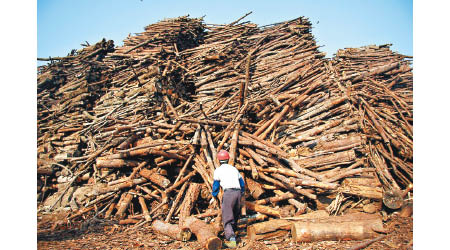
xmin=119 ymin=218 xmax=140 ymax=225
xmin=245 ymin=177 xmax=265 ymax=199
xmin=255 ymin=191 xmax=295 ymax=205
xmin=251 ymin=230 xmax=289 ymax=240
xmin=338 ymin=184 xmax=383 ymax=200
xmin=178 ymin=183 xmax=201 ymax=224
xmin=115 ymin=192 xmax=133 ymax=220
xmin=96 ymin=159 xmax=140 ymax=168
xmin=294 ymin=149 xmax=356 ymax=169
xmin=247 ymin=219 xmax=292 ymax=239
xmin=166 ymin=181 xmax=189 ymax=222
xmin=151 ymin=220 xmax=192 ymax=241
xmin=245 ymin=201 xmax=281 ymax=218
xmin=183 ymin=216 xmax=222 ymax=250
xmin=289 ymin=177 xmax=339 ymax=190
xmin=138 ymin=196 xmax=151 ymax=221
xmin=139 ymin=168 xmax=171 ymax=188
xmin=290 ymin=213 xmax=385 ymax=242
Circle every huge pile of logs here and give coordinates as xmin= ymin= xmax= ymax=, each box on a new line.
xmin=37 ymin=14 xmax=413 ymax=245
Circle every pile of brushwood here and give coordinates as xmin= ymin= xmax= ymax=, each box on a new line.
xmin=37 ymin=14 xmax=412 ymax=248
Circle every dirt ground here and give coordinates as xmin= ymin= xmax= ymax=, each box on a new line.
xmin=37 ymin=211 xmax=412 ymax=250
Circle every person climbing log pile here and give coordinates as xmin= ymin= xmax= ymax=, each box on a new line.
xmin=37 ymin=13 xmax=413 ymax=248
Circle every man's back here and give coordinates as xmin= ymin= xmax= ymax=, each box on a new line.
xmin=213 ymin=164 xmax=241 ymax=190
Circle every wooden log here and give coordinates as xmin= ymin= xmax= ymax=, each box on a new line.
xmin=95 ymin=178 xmax=147 ymax=196
xmin=165 ymin=181 xmax=189 ymax=222
xmin=339 ymin=184 xmax=383 ymax=200
xmin=256 ymin=80 xmax=323 ymax=139
xmin=288 ymin=199 xmax=307 ymax=215
xmin=245 ymin=177 xmax=265 ymax=199
xmin=166 ymin=169 xmax=197 ymax=193
xmin=271 ymin=173 xmax=317 ymax=200
xmin=326 ymin=168 xmax=376 ymax=183
xmin=178 ymin=183 xmax=201 ymax=224
xmin=245 ymin=201 xmax=281 ymax=218
xmin=37 ymin=166 xmax=56 ymax=175
xmin=249 ymin=229 xmax=288 ymax=241
xmin=139 ymin=168 xmax=171 ymax=188
xmin=247 ymin=219 xmax=292 ymax=239
xmin=115 ymin=192 xmax=133 ymax=220
xmin=289 ymin=177 xmax=339 ymax=190
xmin=204 ymin=125 xmax=220 ymax=169
xmin=104 ymin=202 xmax=116 ymax=219
xmin=151 ymin=220 xmax=192 ymax=241
xmin=282 ymin=159 xmax=324 ymax=181
xmin=194 ymin=209 xmax=220 ymax=219
xmin=294 ymin=149 xmax=357 ymax=169
xmin=100 ymin=147 xmax=188 ymax=161
xmin=245 ymin=148 xmax=268 ymax=167
xmin=341 ymin=176 xmax=381 ymax=187
xmin=237 ymin=213 xmax=267 ymax=226
xmin=136 ymin=185 xmax=161 ymax=201
xmin=191 ymin=125 xmax=201 ymax=145
xmin=119 ymin=218 xmax=140 ymax=225
xmin=240 ymin=131 xmax=288 ymax=158
xmin=183 ymin=216 xmax=222 ymax=250
xmin=118 ymin=134 xmax=139 ymax=150
xmin=282 ymin=119 xmax=343 ymax=146
xmin=229 ymin=124 xmax=240 ymax=166
xmin=317 ymin=135 xmax=363 ymax=152
xmin=290 ymin=213 xmax=385 ymax=242
xmin=179 ymin=118 xmax=230 ymax=127
xmin=96 ymin=159 xmax=140 ymax=168
xmin=138 ymin=196 xmax=151 ymax=221
xmin=255 ymin=191 xmax=295 ymax=205
xmin=249 ymin=158 xmax=259 ymax=179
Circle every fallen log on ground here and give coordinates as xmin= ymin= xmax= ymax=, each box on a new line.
xmin=151 ymin=220 xmax=192 ymax=241
xmin=291 ymin=213 xmax=385 ymax=242
xmin=183 ymin=216 xmax=222 ymax=250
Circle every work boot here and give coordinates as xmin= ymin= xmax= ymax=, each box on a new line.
xmin=223 ymin=237 xmax=237 ymax=248
xmin=223 ymin=240 xmax=236 ymax=248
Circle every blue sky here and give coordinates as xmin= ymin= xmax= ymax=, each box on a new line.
xmin=37 ymin=0 xmax=413 ymax=64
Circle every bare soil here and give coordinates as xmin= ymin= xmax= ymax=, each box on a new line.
xmin=37 ymin=212 xmax=412 ymax=250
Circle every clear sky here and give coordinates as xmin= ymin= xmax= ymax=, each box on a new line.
xmin=37 ymin=0 xmax=413 ymax=64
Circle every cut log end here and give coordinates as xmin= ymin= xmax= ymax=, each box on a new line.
xmin=206 ymin=237 xmax=222 ymax=250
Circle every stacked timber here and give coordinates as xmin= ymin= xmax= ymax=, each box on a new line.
xmin=37 ymin=14 xmax=413 ymax=245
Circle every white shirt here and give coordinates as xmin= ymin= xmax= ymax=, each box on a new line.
xmin=213 ymin=164 xmax=242 ymax=189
